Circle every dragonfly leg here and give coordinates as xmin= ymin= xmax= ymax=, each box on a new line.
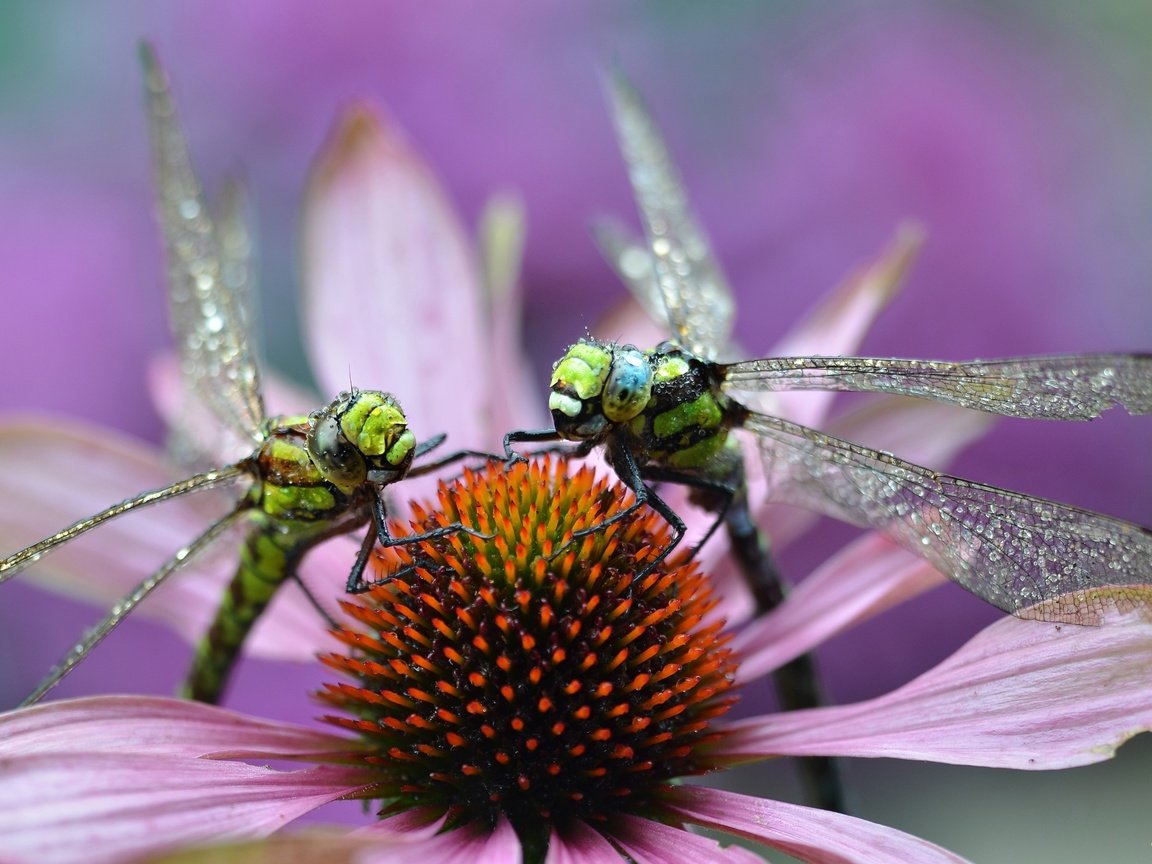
xmin=634 ymin=467 xmax=846 ymax=812
xmin=346 ymin=519 xmax=382 ymax=594
xmin=563 ymin=439 xmax=688 ymax=577
xmin=503 ymin=428 xmax=564 ymax=463
xmin=288 ymin=571 xmax=340 ymax=629
xmin=409 ymin=447 xmax=504 ymax=477
xmin=347 ymin=495 xmax=495 ymax=595
xmin=412 ymin=432 xmax=447 ymax=460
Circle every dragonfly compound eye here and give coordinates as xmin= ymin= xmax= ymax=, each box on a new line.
xmin=549 ymin=341 xmax=616 ymax=438
xmin=602 ymin=348 xmax=653 ymax=422
xmin=340 ymin=390 xmax=417 ymax=473
xmin=307 ymin=406 xmax=368 ymax=492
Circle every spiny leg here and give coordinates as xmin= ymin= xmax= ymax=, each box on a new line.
xmin=564 ymin=438 xmax=688 ymax=577
xmin=347 ymin=494 xmax=494 ymax=595
xmin=408 ymin=433 xmax=504 ymax=472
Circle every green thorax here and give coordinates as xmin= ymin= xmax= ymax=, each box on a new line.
xmin=625 ymin=345 xmax=744 ymax=473
xmin=184 ymin=389 xmax=416 ymax=703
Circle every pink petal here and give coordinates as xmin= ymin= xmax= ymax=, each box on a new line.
xmin=0 ymin=419 xmax=235 ymax=626
xmin=301 ymin=105 xmax=490 ymax=451
xmin=357 ymin=815 xmax=520 ymax=864
xmin=478 ymin=196 xmax=547 ymax=436
xmin=0 ymin=753 xmax=369 ymax=864
xmin=721 ymin=613 xmax=1152 ymax=769
xmin=732 ymin=534 xmax=943 ymax=683
xmin=606 ymin=813 xmax=763 ymax=863
xmin=766 ymin=224 xmax=923 ymax=429
xmin=663 ymin=786 xmax=970 ymax=864
xmin=0 ymin=695 xmax=354 ymax=760
xmin=546 ymin=819 xmax=621 ymax=864
xmin=0 ymin=419 xmax=339 ymax=665
xmin=354 ymin=808 xmax=447 ymax=842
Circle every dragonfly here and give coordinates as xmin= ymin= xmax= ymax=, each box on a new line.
xmin=507 ymin=69 xmax=1152 ymax=805
xmin=0 ymin=46 xmax=487 ymax=707
xmin=510 ymin=67 xmax=1152 ymax=626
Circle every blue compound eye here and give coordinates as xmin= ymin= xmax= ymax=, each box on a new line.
xmin=603 ymin=349 xmax=653 ymax=422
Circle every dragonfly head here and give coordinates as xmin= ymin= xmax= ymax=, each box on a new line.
xmin=548 ymin=340 xmax=653 ymax=440
xmin=308 ymin=390 xmax=417 ymax=493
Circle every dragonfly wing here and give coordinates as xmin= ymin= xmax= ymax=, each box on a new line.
xmin=0 ymin=464 xmax=247 ymax=583
xmin=603 ymin=67 xmax=733 ymax=360
xmin=744 ymin=412 xmax=1152 ymax=624
xmin=592 ymin=218 xmax=665 ymax=323
xmin=19 ymin=502 xmax=247 ymax=706
xmin=725 ymin=354 xmax=1152 ymax=419
xmin=142 ymin=45 xmax=266 ymax=444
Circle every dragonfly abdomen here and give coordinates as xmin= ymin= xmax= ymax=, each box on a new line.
xmin=182 ymin=523 xmax=322 ymax=702
xmin=182 ymin=423 xmax=367 ymax=703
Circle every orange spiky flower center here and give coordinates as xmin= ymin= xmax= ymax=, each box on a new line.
xmin=318 ymin=456 xmax=738 ymax=849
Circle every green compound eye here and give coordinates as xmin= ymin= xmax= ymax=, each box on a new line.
xmin=550 ymin=341 xmax=613 ymax=401
xmin=602 ymin=348 xmax=652 ymax=422
xmin=342 ymin=391 xmax=414 ymax=469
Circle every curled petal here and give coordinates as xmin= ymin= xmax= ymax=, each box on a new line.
xmin=662 ymin=785 xmax=970 ymax=864
xmin=721 ymin=613 xmax=1152 ymax=769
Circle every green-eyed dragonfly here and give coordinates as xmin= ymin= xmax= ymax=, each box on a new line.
xmin=0 ymin=47 xmax=488 ymax=707
xmin=508 ymin=68 xmax=1152 ymax=700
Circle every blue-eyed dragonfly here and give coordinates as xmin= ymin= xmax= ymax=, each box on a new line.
xmin=506 ymin=69 xmax=1152 ymax=808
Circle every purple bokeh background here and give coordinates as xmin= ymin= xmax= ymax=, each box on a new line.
xmin=1 ymin=3 xmax=1150 ymax=852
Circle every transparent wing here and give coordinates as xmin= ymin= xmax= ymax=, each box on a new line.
xmin=215 ymin=177 xmax=260 ymax=348
xmin=744 ymin=412 xmax=1152 ymax=624
xmin=19 ymin=503 xmax=247 ymax=706
xmin=0 ymin=465 xmax=247 ymax=584
xmin=142 ymin=44 xmax=265 ymax=444
xmin=591 ymin=218 xmax=665 ymax=325
xmin=724 ymin=354 xmax=1152 ymax=419
xmin=603 ymin=67 xmax=733 ymax=360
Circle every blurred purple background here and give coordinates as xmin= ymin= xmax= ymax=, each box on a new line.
xmin=1 ymin=3 xmax=1150 ymax=859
